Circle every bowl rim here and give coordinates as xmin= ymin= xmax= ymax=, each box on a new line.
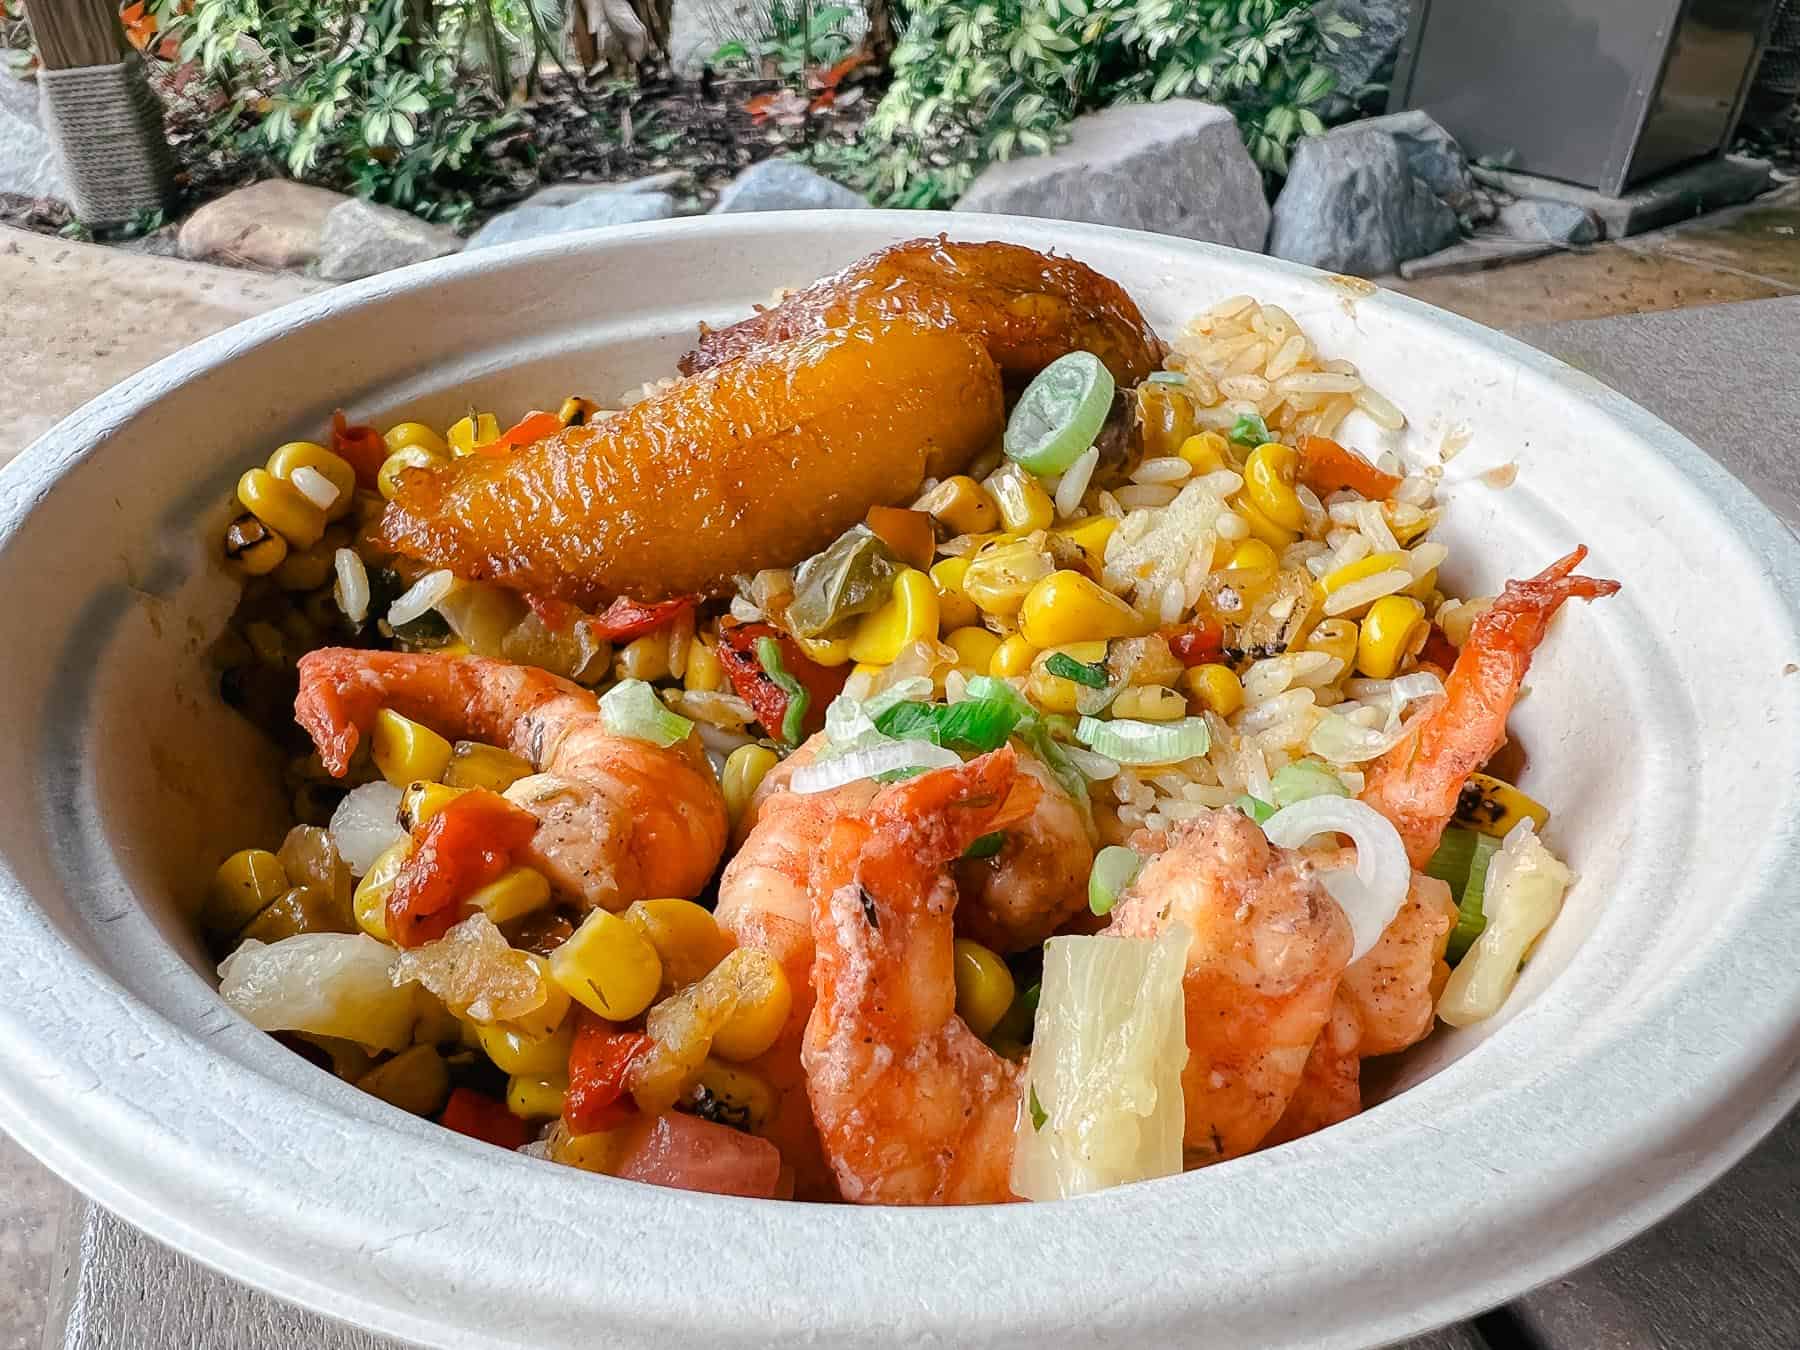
xmin=3 ymin=209 xmax=1800 ymax=1349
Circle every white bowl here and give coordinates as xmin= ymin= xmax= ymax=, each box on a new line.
xmin=2 ymin=212 xmax=1798 ymax=1349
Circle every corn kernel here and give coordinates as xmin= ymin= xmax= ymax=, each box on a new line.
xmin=1233 ymin=495 xmax=1298 ymax=550
xmin=272 ymin=539 xmax=337 ymax=592
xmin=1025 ymin=640 xmax=1108 ymax=715
xmin=468 ymin=865 xmax=552 ymax=925
xmin=442 ymin=741 xmax=532 ymax=793
xmin=792 ymin=633 xmax=853 ymax=667
xmin=241 ymin=884 xmax=350 ymax=943
xmin=550 ymin=909 xmax=663 ymax=1021
xmin=507 ymin=1075 xmax=569 ymax=1119
xmin=1226 ymin=539 xmax=1280 ymax=572
xmin=848 ymin=568 xmax=940 ymax=665
xmin=1244 ymin=442 xmax=1306 ymax=530
xmin=990 ymin=634 xmax=1039 ymax=678
xmin=222 ymin=513 xmax=288 ymax=576
xmin=503 ymin=955 xmax=573 ymax=1041
xmin=721 ymin=744 xmax=778 ymax=825
xmin=1055 ymin=516 xmax=1119 ymax=571
xmin=557 ymin=396 xmax=602 ymax=427
xmin=1387 ymin=504 xmax=1439 ymax=547
xmin=953 ymin=939 xmax=1015 ymax=1039
xmin=1317 ymin=551 xmax=1407 ymax=600
xmin=1110 ymin=685 xmax=1187 ymax=721
xmin=1305 ymin=618 xmax=1359 ymax=672
xmin=1177 ymin=431 xmax=1229 ymax=474
xmin=616 ymin=632 xmax=671 ymax=682
xmin=1407 ymin=566 xmax=1438 ymax=601
xmin=1357 ymin=595 xmax=1428 ymax=678
xmin=206 ymin=848 xmax=290 ymax=935
xmin=397 ymin=779 xmax=466 ymax=831
xmin=371 ymin=709 xmax=453 ymax=787
xmin=624 ymin=898 xmax=734 ymax=990
xmin=1456 ymin=771 xmax=1551 ymax=836
xmin=1184 ymin=663 xmax=1244 ymax=717
xmin=683 ymin=639 xmax=727 ymax=691
xmin=916 ymin=474 xmax=1000 ymax=536
xmin=355 ymin=1044 xmax=450 ymax=1117
xmin=944 ymin=625 xmax=1002 ymax=675
xmin=1019 ymin=570 xmax=1149 ymax=649
xmin=711 ymin=956 xmax=792 ymax=1062
xmin=446 ymin=413 xmax=501 ymax=456
xmin=478 ymin=1018 xmax=574 ymax=1077
xmin=686 ymin=1059 xmax=775 ymax=1132
xmin=266 ymin=442 xmax=356 ymax=521
xmin=929 ymin=557 xmax=980 ymax=631
xmin=377 ymin=446 xmax=447 ymax=501
xmin=962 ymin=538 xmax=1054 ymax=617
xmin=352 ymin=840 xmax=410 ymax=941
xmin=237 ymin=468 xmax=326 ymax=549
xmin=988 ymin=463 xmax=1055 ymax=533
xmin=384 ymin=421 xmax=449 ymax=456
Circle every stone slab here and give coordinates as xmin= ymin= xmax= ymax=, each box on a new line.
xmin=1472 ymin=155 xmax=1774 ymax=239
xmin=1396 ymin=236 xmax=1562 ymax=280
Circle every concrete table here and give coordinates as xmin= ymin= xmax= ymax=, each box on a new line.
xmin=8 ymin=227 xmax=1800 ymax=1346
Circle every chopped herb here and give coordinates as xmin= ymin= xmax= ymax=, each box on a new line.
xmin=1229 ymin=412 xmax=1272 ymax=446
xmin=1044 ymin=651 xmax=1109 ymax=688
xmin=963 ymin=831 xmax=1006 ymax=859
xmin=874 ymin=695 xmax=1023 ymax=755
xmin=753 ymin=636 xmax=810 ymax=748
xmin=858 ymin=885 xmax=880 ymax=931
xmin=1234 ymin=794 xmax=1276 ymax=824
xmin=1029 ymin=1084 xmax=1047 ymax=1132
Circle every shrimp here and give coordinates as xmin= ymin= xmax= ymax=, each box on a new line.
xmin=1261 ymin=995 xmax=1363 ymax=1148
xmin=1106 ymin=809 xmax=1353 ymax=1166
xmin=294 ymin=649 xmax=728 ymax=912
xmin=1338 ymin=870 xmax=1458 ymax=1057
xmin=1362 ymin=547 xmax=1620 ymax=868
xmin=951 ymin=748 xmax=1094 ymax=952
xmin=803 ymin=749 xmax=1040 ymax=1205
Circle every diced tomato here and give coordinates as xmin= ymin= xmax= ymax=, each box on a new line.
xmin=1165 ymin=619 xmax=1225 ymax=666
xmin=492 ymin=411 xmax=564 ymax=453
xmin=564 ymin=1012 xmax=650 ymax=1135
xmin=591 ymin=595 xmax=697 ymax=643
xmin=609 ymin=1112 xmax=784 ymax=1198
xmin=386 ymin=789 xmax=540 ymax=948
xmin=330 ymin=409 xmax=388 ymax=491
xmin=439 ymin=1087 xmax=533 ymax=1150
xmin=524 ymin=592 xmax=581 ymax=633
xmin=1297 ymin=434 xmax=1402 ymax=501
xmin=864 ymin=505 xmax=935 ymax=571
xmin=717 ymin=621 xmax=847 ymax=745
xmin=1419 ymin=622 xmax=1459 ymax=674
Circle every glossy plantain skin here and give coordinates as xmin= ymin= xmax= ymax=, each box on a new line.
xmin=680 ymin=236 xmax=1166 ymax=387
xmin=376 ymin=320 xmax=1004 ymax=607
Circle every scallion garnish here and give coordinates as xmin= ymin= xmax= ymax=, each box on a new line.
xmin=753 ymin=636 xmax=809 ymax=749
xmin=1029 ymin=1084 xmax=1047 ymax=1132
xmin=1045 ymin=651 xmax=1109 ymax=688
xmin=1088 ymin=844 xmax=1143 ymax=916
xmin=963 ymin=831 xmax=1007 ymax=859
xmin=599 ymin=678 xmax=695 ymax=749
xmin=1229 ymin=411 xmax=1271 ymax=446
xmin=1426 ymin=826 xmax=1503 ymax=963
xmin=1234 ymin=794 xmax=1276 ymax=824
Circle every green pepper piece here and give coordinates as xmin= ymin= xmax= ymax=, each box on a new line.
xmin=786 ymin=526 xmax=902 ymax=638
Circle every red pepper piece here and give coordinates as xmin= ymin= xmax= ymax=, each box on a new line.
xmin=717 ymin=621 xmax=847 ymax=744
xmin=591 ymin=595 xmax=696 ymax=643
xmin=330 ymin=409 xmax=389 ymax=491
xmin=564 ymin=1011 xmax=650 ymax=1136
xmin=439 ymin=1087 xmax=533 ymax=1150
xmin=1297 ymin=434 xmax=1402 ymax=501
xmin=386 ymin=789 xmax=540 ymax=948
xmin=524 ymin=592 xmax=581 ymax=633
xmin=491 ymin=411 xmax=564 ymax=453
xmin=1165 ymin=619 xmax=1225 ymax=666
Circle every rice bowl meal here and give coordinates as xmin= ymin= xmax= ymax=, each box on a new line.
xmin=201 ymin=236 xmax=1619 ymax=1204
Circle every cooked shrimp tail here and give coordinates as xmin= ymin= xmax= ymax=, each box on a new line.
xmin=1361 ymin=547 xmax=1620 ymax=868
xmin=803 ymin=749 xmax=1034 ymax=1205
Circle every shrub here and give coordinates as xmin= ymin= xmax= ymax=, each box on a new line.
xmin=860 ymin=0 xmax=1356 ymax=206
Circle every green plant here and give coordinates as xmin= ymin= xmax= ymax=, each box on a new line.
xmin=863 ymin=0 xmax=1357 ymax=205
xmin=712 ymin=1 xmax=855 ymax=77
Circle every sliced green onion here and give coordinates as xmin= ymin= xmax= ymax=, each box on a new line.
xmin=964 ymin=831 xmax=1007 ymax=859
xmin=1144 ymin=370 xmax=1187 ymax=385
xmin=1228 ymin=411 xmax=1271 ymax=446
xmin=874 ymin=695 xmax=1023 ymax=755
xmin=964 ymin=674 xmax=1034 ymax=720
xmin=1075 ymin=715 xmax=1210 ymax=765
xmin=753 ymin=637 xmax=809 ymax=749
xmin=1087 ymin=844 xmax=1142 ymax=916
xmin=1271 ymin=759 xmax=1350 ymax=808
xmin=1004 ymin=351 xmax=1116 ymax=475
xmin=1029 ymin=1084 xmax=1048 ymax=1132
xmin=599 ymin=678 xmax=694 ymax=748
xmin=1426 ymin=826 xmax=1503 ymax=963
xmin=1045 ymin=651 xmax=1109 ymax=688
xmin=1235 ymin=794 xmax=1276 ymax=824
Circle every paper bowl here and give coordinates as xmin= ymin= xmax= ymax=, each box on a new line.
xmin=1 ymin=212 xmax=1797 ymax=1349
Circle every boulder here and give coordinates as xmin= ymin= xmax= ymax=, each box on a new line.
xmin=1337 ymin=109 xmax=1470 ymax=198
xmin=1318 ymin=0 xmax=1410 ymax=110
xmin=318 ymin=198 xmax=462 ymax=281
xmin=1494 ymin=197 xmax=1601 ymax=245
xmin=1268 ymin=127 xmax=1459 ymax=276
xmin=711 ymin=159 xmax=868 ymax=213
xmin=0 ymin=75 xmax=69 ymax=203
xmin=954 ymin=101 xmax=1270 ymax=253
xmin=465 ymin=191 xmax=676 ymax=250
xmin=525 ymin=171 xmax=687 ymax=207
xmin=178 ymin=180 xmax=350 ymax=270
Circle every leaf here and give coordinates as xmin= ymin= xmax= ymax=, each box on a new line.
xmin=1297 ymin=108 xmax=1325 ymax=137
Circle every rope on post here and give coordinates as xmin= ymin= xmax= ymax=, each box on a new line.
xmin=37 ymin=54 xmax=175 ymax=228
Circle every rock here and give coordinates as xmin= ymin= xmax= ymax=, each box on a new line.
xmin=525 ymin=171 xmax=687 ymax=207
xmin=1337 ymin=109 xmax=1470 ymax=198
xmin=1268 ymin=127 xmax=1459 ymax=276
xmin=669 ymin=0 xmax=760 ymax=75
xmin=711 ymin=159 xmax=869 ymax=213
xmin=1318 ymin=0 xmax=1410 ymax=108
xmin=954 ymin=101 xmax=1270 ymax=252
xmin=465 ymin=191 xmax=676 ymax=250
xmin=0 ymin=75 xmax=69 ymax=203
xmin=317 ymin=199 xmax=461 ymax=281
xmin=1495 ymin=197 xmax=1601 ymax=246
xmin=177 ymin=180 xmax=350 ymax=270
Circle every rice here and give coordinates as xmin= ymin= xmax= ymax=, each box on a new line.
xmin=1056 ymin=447 xmax=1099 ymax=518
xmin=1131 ymin=456 xmax=1192 ymax=486
xmin=1323 ymin=570 xmax=1412 ymax=615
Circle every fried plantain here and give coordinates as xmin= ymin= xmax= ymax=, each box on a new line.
xmin=680 ymin=236 xmax=1166 ymax=387
xmin=376 ymin=320 xmax=1004 ymax=607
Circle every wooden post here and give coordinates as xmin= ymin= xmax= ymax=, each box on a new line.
xmin=20 ymin=0 xmax=127 ymax=69
xmin=866 ymin=0 xmax=894 ymax=65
